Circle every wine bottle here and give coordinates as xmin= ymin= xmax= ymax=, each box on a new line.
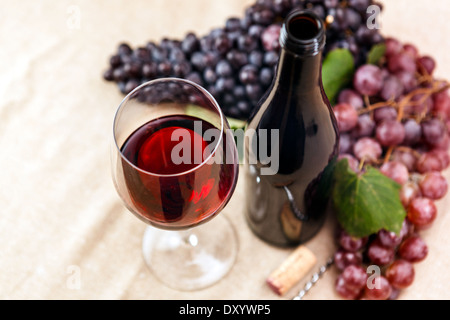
xmin=244 ymin=10 xmax=339 ymax=247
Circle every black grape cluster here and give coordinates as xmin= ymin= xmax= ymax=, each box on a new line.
xmin=332 ymin=37 xmax=450 ymax=300
xmin=103 ymin=0 xmax=384 ymax=120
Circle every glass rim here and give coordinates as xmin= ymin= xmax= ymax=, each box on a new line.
xmin=112 ymin=77 xmax=226 ymax=178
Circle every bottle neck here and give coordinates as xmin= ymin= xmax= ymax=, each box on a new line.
xmin=274 ymin=47 xmax=323 ymax=93
xmin=272 ymin=9 xmax=326 ymax=94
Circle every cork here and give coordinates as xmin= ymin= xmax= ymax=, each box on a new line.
xmin=266 ymin=245 xmax=317 ymax=296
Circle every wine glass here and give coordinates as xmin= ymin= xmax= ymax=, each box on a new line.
xmin=111 ymin=78 xmax=239 ymax=291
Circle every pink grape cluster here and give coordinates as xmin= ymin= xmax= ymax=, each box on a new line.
xmin=333 ymin=37 xmax=450 ymax=300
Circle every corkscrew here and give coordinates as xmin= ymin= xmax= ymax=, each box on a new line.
xmin=292 ymin=257 xmax=334 ymax=300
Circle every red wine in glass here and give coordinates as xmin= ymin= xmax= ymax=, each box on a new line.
xmin=119 ymin=114 xmax=238 ymax=230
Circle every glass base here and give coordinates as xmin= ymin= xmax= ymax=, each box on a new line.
xmin=142 ymin=214 xmax=238 ymax=291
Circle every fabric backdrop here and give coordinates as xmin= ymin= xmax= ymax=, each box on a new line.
xmin=0 ymin=0 xmax=449 ymax=299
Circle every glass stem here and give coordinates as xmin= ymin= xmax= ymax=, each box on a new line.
xmin=180 ymin=229 xmax=199 ymax=247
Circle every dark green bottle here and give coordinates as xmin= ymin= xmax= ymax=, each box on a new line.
xmin=244 ymin=10 xmax=339 ymax=247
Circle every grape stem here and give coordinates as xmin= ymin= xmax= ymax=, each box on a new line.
xmin=358 ymin=79 xmax=450 ymax=123
xmin=383 ymin=146 xmax=394 ymax=165
xmin=395 ymin=146 xmax=422 ymax=159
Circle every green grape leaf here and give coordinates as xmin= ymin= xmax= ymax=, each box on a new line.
xmin=332 ymin=159 xmax=407 ymax=238
xmin=226 ymin=117 xmax=246 ymax=130
xmin=367 ymin=43 xmax=387 ymax=65
xmin=322 ymin=48 xmax=355 ymax=104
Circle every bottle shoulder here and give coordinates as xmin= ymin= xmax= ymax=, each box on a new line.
xmin=247 ymin=86 xmax=335 ymax=130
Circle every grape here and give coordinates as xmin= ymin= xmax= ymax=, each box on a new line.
xmin=408 ymin=197 xmax=437 ymax=229
xmin=124 ymin=79 xmax=139 ymax=94
xmin=333 ymin=103 xmax=359 ymax=132
xmin=259 ymin=68 xmax=273 ymax=86
xmin=404 ymin=93 xmax=434 ymax=115
xmin=386 ymin=260 xmax=415 ymax=289
xmin=112 ymin=67 xmax=127 ymax=82
xmin=432 ymin=149 xmax=450 ymax=169
xmin=388 ymin=288 xmax=402 ymax=300
xmin=246 ymin=83 xmax=263 ymax=101
xmin=377 ymin=229 xmax=403 ymax=248
xmin=376 ymin=120 xmax=406 ymax=147
xmin=380 ymin=161 xmax=409 ymax=185
xmin=157 ymin=61 xmax=172 ymax=76
xmin=354 ymin=25 xmax=382 ymax=46
xmin=392 ymin=149 xmax=417 ymax=172
xmin=341 ymin=265 xmax=368 ymax=291
xmin=338 ymin=89 xmax=364 ymax=110
xmin=226 ymin=49 xmax=248 ymax=69
xmin=252 ymin=8 xmax=275 ymax=26
xmin=118 ymin=42 xmax=133 ymax=56
xmin=380 ymin=75 xmax=404 ymax=101
xmin=431 ymin=132 xmax=450 ymax=150
xmin=338 ymin=154 xmax=360 ymax=173
xmin=191 ymin=51 xmax=207 ymax=70
xmin=367 ymin=240 xmax=395 ymax=266
xmin=203 ymin=67 xmax=218 ymax=84
xmin=364 ymin=276 xmax=392 ymax=300
xmin=214 ymin=34 xmax=232 ymax=55
xmin=237 ymin=100 xmax=251 ymax=114
xmin=417 ymin=56 xmax=436 ymax=75
xmin=373 ymin=106 xmax=398 ymax=123
xmin=396 ymin=70 xmax=418 ymax=93
xmin=215 ymin=60 xmax=233 ymax=77
xmin=335 ymin=275 xmax=362 ymax=300
xmin=239 ymin=64 xmax=259 ymax=84
xmin=399 ymin=235 xmax=428 ymax=263
xmin=103 ymin=68 xmax=114 ymax=81
xmin=339 ymin=133 xmax=354 ymax=155
xmin=353 ymin=137 xmax=382 ymax=163
xmin=238 ymin=34 xmax=259 ymax=52
xmin=335 ymin=7 xmax=361 ymax=31
xmin=225 ymin=17 xmax=241 ymax=32
xmin=399 ymin=219 xmax=412 ymax=239
xmin=353 ymin=64 xmax=383 ymax=96
xmin=416 ymin=150 xmax=449 ymax=173
xmin=351 ymin=114 xmax=376 ymax=138
xmin=263 ymin=51 xmax=279 ymax=67
xmin=432 ymin=89 xmax=450 ymax=120
xmin=422 ymin=119 xmax=446 ymax=146
xmin=400 ymin=181 xmax=421 ymax=208
xmin=402 ymin=119 xmax=422 ymax=146
xmin=248 ymin=51 xmax=263 ymax=67
xmin=261 ymin=24 xmax=282 ymax=51
xmin=419 ymin=171 xmax=448 ymax=200
xmin=334 ymin=248 xmax=363 ymax=271
xmin=348 ymin=0 xmax=370 ymax=12
xmin=338 ymin=230 xmax=368 ymax=252
xmin=325 ymin=0 xmax=340 ymax=8
xmin=388 ymin=52 xmax=417 ymax=74
xmin=403 ymin=44 xmax=419 ymax=59
xmin=109 ymin=54 xmax=121 ymax=68
xmin=385 ymin=37 xmax=403 ymax=57
xmin=248 ymin=24 xmax=264 ymax=39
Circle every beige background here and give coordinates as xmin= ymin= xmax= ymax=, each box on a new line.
xmin=0 ymin=0 xmax=449 ymax=300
